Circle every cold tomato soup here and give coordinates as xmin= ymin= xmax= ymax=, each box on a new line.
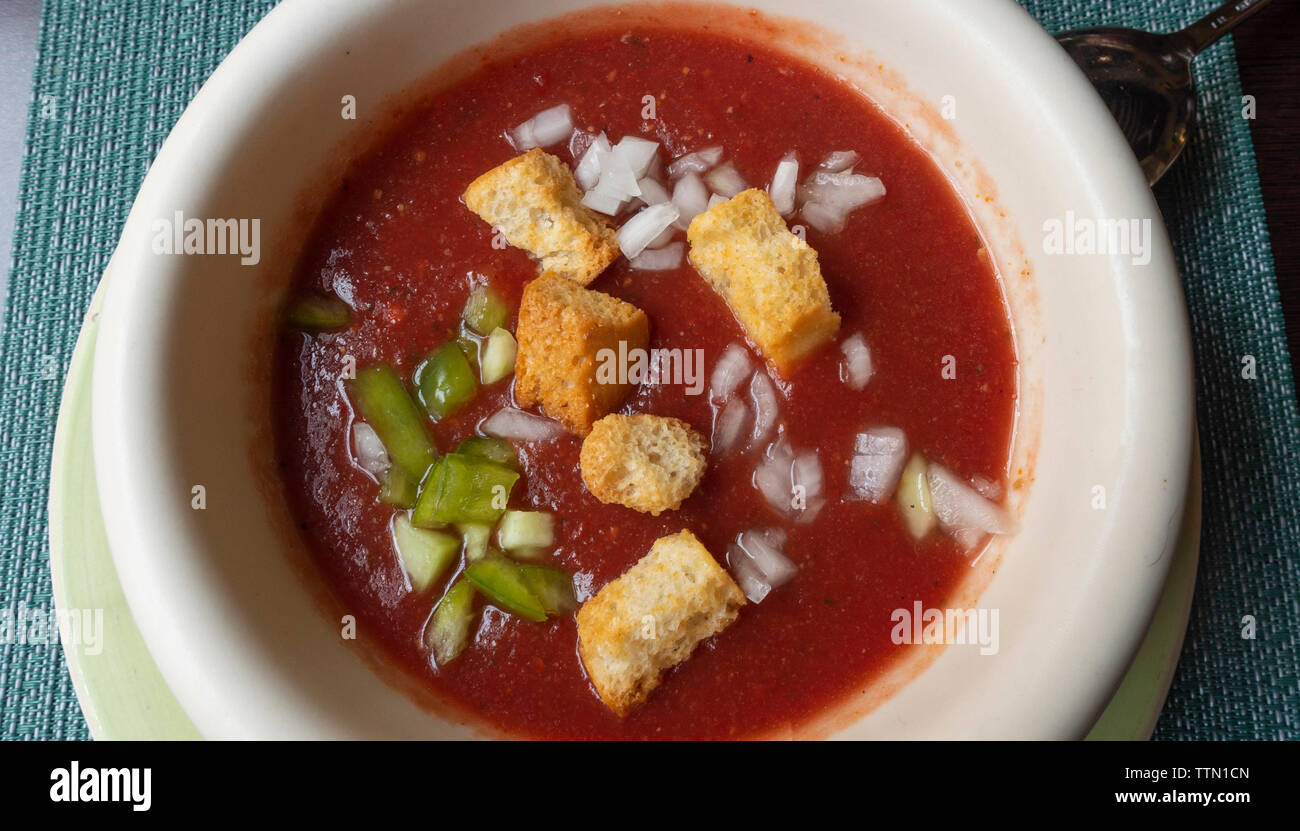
xmin=274 ymin=24 xmax=1017 ymax=739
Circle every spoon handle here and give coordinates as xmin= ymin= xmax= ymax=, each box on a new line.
xmin=1171 ymin=0 xmax=1274 ymax=56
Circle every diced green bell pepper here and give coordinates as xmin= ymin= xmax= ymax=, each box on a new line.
xmin=456 ymin=335 xmax=481 ymax=372
xmin=455 ymin=436 xmax=518 ymax=469
xmin=411 ymin=453 xmax=519 ymax=527
xmin=464 ymin=557 xmax=547 ymax=622
xmin=392 ymin=514 xmax=459 ymax=592
xmin=347 ymin=365 xmax=436 ymax=483
xmin=426 ymin=579 xmax=476 ymax=665
xmin=285 ymin=294 xmax=350 ymax=332
xmin=377 ymin=465 xmax=418 ymax=509
xmin=462 ymin=285 xmax=508 ymax=336
xmin=518 ymin=566 xmax=577 ymax=616
xmin=417 ymin=342 xmax=478 ymax=420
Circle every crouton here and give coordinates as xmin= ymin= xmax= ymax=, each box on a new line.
xmin=462 ymin=149 xmax=620 ymax=285
xmin=687 ymin=188 xmax=841 ymax=372
xmin=580 ymin=414 xmax=708 ymax=515
xmin=577 ymin=530 xmax=744 ymax=715
xmin=514 ymin=273 xmax=649 ymax=436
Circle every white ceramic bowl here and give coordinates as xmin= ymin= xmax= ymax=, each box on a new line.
xmin=92 ymin=0 xmax=1194 ymax=738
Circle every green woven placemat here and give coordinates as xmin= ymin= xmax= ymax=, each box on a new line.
xmin=2 ymin=0 xmax=1297 ymax=740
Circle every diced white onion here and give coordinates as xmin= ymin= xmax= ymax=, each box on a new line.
xmin=711 ymin=397 xmax=749 ymax=454
xmin=971 ymin=475 xmax=1004 ymax=501
xmin=753 ymin=437 xmax=824 ymax=523
xmin=351 ymin=422 xmax=390 ymax=477
xmin=648 ymin=225 xmax=677 ymax=249
xmin=704 ymin=162 xmax=748 ymax=198
xmin=840 ymin=332 xmax=874 ymax=389
xmin=614 ymin=136 xmax=660 ymax=179
xmin=671 ymin=172 xmax=710 ymax=229
xmin=926 ymin=464 xmax=1018 ymax=549
xmin=708 ymin=193 xmax=728 ymax=209
xmin=574 ymin=132 xmax=611 ymax=191
xmin=818 ymin=150 xmax=860 ymax=173
xmin=754 ymin=458 xmax=792 ymax=517
xmin=668 ymin=145 xmax=724 ymax=178
xmin=728 ymin=549 xmax=772 ymax=603
xmin=748 ymin=371 xmax=780 ymax=446
xmin=617 ymin=202 xmax=680 ymax=259
xmin=800 ymin=202 xmax=847 ymax=234
xmin=709 ymin=343 xmax=753 ymax=402
xmin=636 ymin=177 xmax=671 ymax=206
xmin=848 ymin=426 xmax=908 ymax=503
xmin=593 ymin=140 xmax=642 ymax=202
xmin=728 ymin=529 xmax=797 ymax=602
xmin=798 ymin=170 xmax=886 ymax=214
xmin=628 ymin=241 xmax=685 ymax=271
xmin=581 ymin=188 xmax=624 ymax=216
xmin=769 ymin=153 xmax=799 ymax=215
xmin=510 ymin=104 xmax=573 ymax=151
xmin=480 ymin=407 xmax=566 ymax=442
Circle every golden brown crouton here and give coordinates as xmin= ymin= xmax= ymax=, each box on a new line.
xmin=580 ymin=414 xmax=707 ymax=515
xmin=462 ymin=149 xmax=620 ymax=285
xmin=687 ymin=189 xmax=841 ymax=372
xmin=577 ymin=530 xmax=744 ymax=715
xmin=514 ymin=273 xmax=649 ymax=436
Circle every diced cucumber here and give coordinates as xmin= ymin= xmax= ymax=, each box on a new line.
xmin=411 ymin=453 xmax=519 ymax=526
xmin=417 ymin=342 xmax=478 ymax=420
xmin=347 ymin=365 xmax=436 ymax=483
xmin=377 ymin=465 xmax=418 ymax=509
xmin=479 ymin=327 xmax=517 ymax=384
xmin=518 ymin=566 xmax=576 ymax=616
xmin=464 ymin=558 xmax=547 ymax=622
xmin=285 ymin=294 xmax=350 ymax=332
xmin=497 ymin=510 xmax=555 ymax=553
xmin=457 ymin=523 xmax=492 ymax=562
xmin=456 ymin=436 xmax=518 ymax=469
xmin=462 ymin=286 xmax=508 ymax=336
xmin=425 ymin=580 xmax=476 ymax=666
xmin=392 ymin=514 xmax=459 ymax=592
xmin=897 ymin=453 xmax=936 ymax=539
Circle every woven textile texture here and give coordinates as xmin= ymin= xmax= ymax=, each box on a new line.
xmin=1 ymin=0 xmax=1296 ymax=739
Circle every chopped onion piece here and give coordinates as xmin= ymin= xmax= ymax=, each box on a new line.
xmin=926 ymin=464 xmax=1017 ymax=549
xmin=510 ymin=104 xmax=573 ymax=151
xmin=671 ymin=172 xmax=710 ymax=229
xmin=710 ymin=343 xmax=753 ymax=402
xmin=574 ymin=132 xmax=611 ymax=191
xmin=480 ymin=407 xmax=566 ymax=442
xmin=704 ymin=161 xmax=748 ymax=198
xmin=748 ymin=371 xmax=780 ymax=446
xmin=617 ymin=202 xmax=680 ymax=259
xmin=628 ymin=241 xmax=685 ymax=271
xmin=840 ymin=332 xmax=874 ymax=389
xmin=971 ymin=475 xmax=1004 ymax=501
xmin=613 ymin=136 xmax=660 ymax=178
xmin=818 ymin=150 xmax=861 ymax=173
xmin=728 ymin=549 xmax=772 ymax=603
xmin=769 ymin=154 xmax=799 ymax=215
xmin=800 ymin=202 xmax=847 ymax=234
xmin=351 ymin=421 xmax=391 ymax=477
xmin=595 ymin=141 xmax=642 ymax=201
xmin=738 ymin=529 xmax=798 ymax=587
xmin=667 ymin=145 xmax=724 ymax=178
xmin=636 ymin=177 xmax=672 ymax=206
xmin=848 ymin=426 xmax=908 ymax=503
xmin=708 ymin=193 xmax=728 ymax=209
xmin=798 ymin=170 xmax=886 ymax=213
xmin=711 ymin=397 xmax=749 ymax=454
xmin=648 ymin=225 xmax=677 ymax=249
xmin=581 ymin=188 xmax=624 ymax=216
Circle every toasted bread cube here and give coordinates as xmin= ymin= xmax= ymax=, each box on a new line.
xmin=514 ymin=273 xmax=649 ymax=436
xmin=580 ymin=414 xmax=707 ymax=516
xmin=577 ymin=530 xmax=744 ymax=715
xmin=462 ymin=149 xmax=620 ymax=285
xmin=687 ymin=189 xmax=841 ymax=372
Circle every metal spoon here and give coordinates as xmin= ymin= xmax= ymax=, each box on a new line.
xmin=1056 ymin=0 xmax=1273 ymax=185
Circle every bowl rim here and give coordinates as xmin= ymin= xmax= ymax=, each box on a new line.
xmin=90 ymin=0 xmax=1194 ymax=738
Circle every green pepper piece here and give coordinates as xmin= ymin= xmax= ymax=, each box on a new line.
xmin=377 ymin=465 xmax=418 ymax=509
xmin=411 ymin=453 xmax=519 ymax=527
xmin=462 ymin=285 xmax=509 ymax=336
xmin=425 ymin=580 xmax=477 ymax=665
xmin=285 ymin=294 xmax=351 ymax=332
xmin=417 ymin=343 xmax=478 ymax=420
xmin=518 ymin=566 xmax=577 ymax=616
xmin=347 ymin=365 xmax=436 ymax=483
xmin=392 ymin=514 xmax=459 ymax=592
xmin=456 ymin=335 xmax=481 ymax=372
xmin=464 ymin=557 xmax=547 ymax=622
xmin=455 ymin=436 xmax=519 ymax=469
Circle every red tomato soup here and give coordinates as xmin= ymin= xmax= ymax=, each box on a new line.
xmin=274 ymin=25 xmax=1017 ymax=739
